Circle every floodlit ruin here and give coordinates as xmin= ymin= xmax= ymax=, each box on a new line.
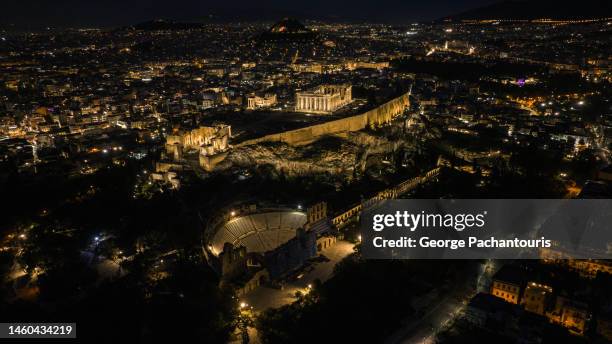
xmin=211 ymin=203 xmax=334 ymax=296
xmin=295 ymin=84 xmax=352 ymax=114
xmin=151 ymin=125 xmax=231 ymax=187
xmin=151 ymin=88 xmax=414 ymax=186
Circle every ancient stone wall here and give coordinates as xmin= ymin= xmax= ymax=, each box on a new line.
xmin=238 ymin=91 xmax=409 ymax=147
xmin=200 ymin=151 xmax=230 ymax=172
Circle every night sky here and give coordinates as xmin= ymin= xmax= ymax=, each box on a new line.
xmin=2 ymin=0 xmax=500 ymax=27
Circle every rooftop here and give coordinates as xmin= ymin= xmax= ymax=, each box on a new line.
xmin=492 ymin=265 xmax=528 ymax=286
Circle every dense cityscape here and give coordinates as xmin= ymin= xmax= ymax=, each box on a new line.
xmin=1 ymin=0 xmax=612 ymax=343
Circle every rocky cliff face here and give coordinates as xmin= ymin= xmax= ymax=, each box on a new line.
xmin=218 ymin=130 xmax=420 ymax=179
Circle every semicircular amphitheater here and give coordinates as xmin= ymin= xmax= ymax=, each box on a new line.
xmin=210 ymin=211 xmax=308 ymax=255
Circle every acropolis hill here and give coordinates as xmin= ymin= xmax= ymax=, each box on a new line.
xmin=239 ymin=90 xmax=411 ymax=146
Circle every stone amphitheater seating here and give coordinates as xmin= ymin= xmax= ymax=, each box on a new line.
xmin=211 ymin=211 xmax=307 ymax=254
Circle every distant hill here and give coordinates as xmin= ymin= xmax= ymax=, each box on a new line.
xmin=259 ymin=18 xmax=318 ymax=42
xmin=442 ymin=0 xmax=612 ymax=21
xmin=268 ymin=18 xmax=310 ymax=34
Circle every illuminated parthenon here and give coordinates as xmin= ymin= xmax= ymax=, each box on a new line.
xmin=295 ymin=84 xmax=352 ymax=114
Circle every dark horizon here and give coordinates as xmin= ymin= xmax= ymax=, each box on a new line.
xmin=1 ymin=0 xmax=500 ymax=28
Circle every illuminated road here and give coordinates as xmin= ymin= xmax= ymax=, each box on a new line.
xmin=230 ymin=241 xmax=355 ymax=344
xmin=386 ymin=260 xmax=500 ymax=344
xmin=589 ymin=124 xmax=610 ymax=165
xmin=242 ymin=240 xmax=355 ymax=311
